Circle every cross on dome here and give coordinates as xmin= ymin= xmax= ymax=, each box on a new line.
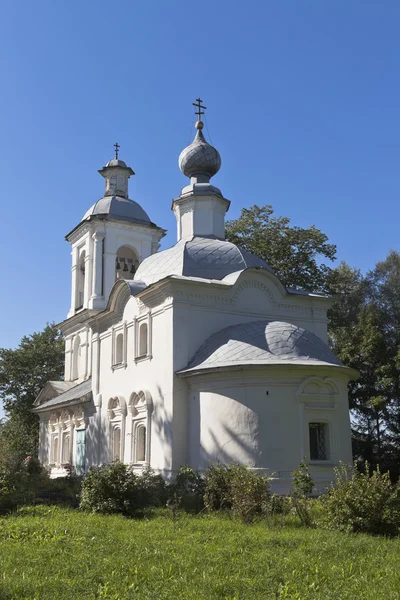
xmin=193 ymin=97 xmax=206 ymax=119
xmin=114 ymin=142 xmax=120 ymax=159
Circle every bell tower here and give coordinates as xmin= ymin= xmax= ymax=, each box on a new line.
xmin=65 ymin=145 xmax=165 ymax=317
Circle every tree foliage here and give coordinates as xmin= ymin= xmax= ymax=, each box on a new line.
xmin=225 ymin=204 xmax=336 ymax=293
xmin=330 ymin=252 xmax=400 ymax=477
xmin=0 ymin=324 xmax=64 ymax=461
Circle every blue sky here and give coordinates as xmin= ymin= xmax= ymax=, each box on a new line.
xmin=0 ymin=0 xmax=399 ymax=353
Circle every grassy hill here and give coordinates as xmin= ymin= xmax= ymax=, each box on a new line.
xmin=0 ymin=506 xmax=399 ymax=599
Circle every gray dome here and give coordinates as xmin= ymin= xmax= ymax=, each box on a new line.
xmin=105 ymin=158 xmax=128 ymax=168
xmin=134 ymin=237 xmax=273 ymax=286
xmin=179 ymin=127 xmax=221 ymax=179
xmin=82 ymin=196 xmax=152 ymax=225
xmin=180 ymin=320 xmax=343 ymax=374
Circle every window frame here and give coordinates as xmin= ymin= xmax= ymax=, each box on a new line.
xmin=134 ymin=315 xmax=152 ymax=362
xmin=111 ymin=323 xmax=127 ymax=370
xmin=308 ymin=421 xmax=330 ymax=462
xmin=129 ymin=390 xmax=152 ymax=466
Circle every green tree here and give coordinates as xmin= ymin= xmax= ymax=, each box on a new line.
xmin=225 ymin=204 xmax=336 ymax=293
xmin=0 ymin=324 xmax=64 ymax=462
xmin=330 ymin=252 xmax=400 ymax=477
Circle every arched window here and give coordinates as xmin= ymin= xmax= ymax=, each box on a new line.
xmin=139 ymin=323 xmax=148 ymax=357
xmin=115 ymin=333 xmax=123 ymax=365
xmin=60 ymin=411 xmax=72 ymax=466
xmin=76 ymin=250 xmax=86 ymax=309
xmin=108 ymin=397 xmax=126 ymax=463
xmin=49 ymin=414 xmax=59 ymax=466
xmin=136 ymin=425 xmax=146 ymax=462
xmin=115 ymin=246 xmax=139 ymax=281
xmin=51 ymin=436 xmax=59 ymax=465
xmin=129 ymin=391 xmax=152 ymax=466
xmin=309 ymin=422 xmax=329 ymax=461
xmin=72 ymin=335 xmax=81 ymax=380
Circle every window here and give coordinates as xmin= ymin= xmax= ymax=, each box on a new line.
xmin=72 ymin=335 xmax=81 ymax=380
xmin=129 ymin=391 xmax=152 ymax=465
xmin=112 ymin=326 xmax=126 ymax=368
xmin=62 ymin=434 xmax=70 ymax=464
xmin=309 ymin=422 xmax=329 ymax=461
xmin=136 ymin=425 xmax=146 ymax=462
xmin=138 ymin=323 xmax=148 ymax=357
xmin=51 ymin=436 xmax=59 ymax=465
xmin=112 ymin=427 xmax=121 ymax=460
xmin=76 ymin=250 xmax=86 ymax=309
xmin=108 ymin=397 xmax=126 ymax=462
xmin=115 ymin=333 xmax=123 ymax=365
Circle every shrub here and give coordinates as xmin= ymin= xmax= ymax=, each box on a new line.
xmin=268 ymin=494 xmax=293 ymax=516
xmin=169 ymin=465 xmax=205 ymax=512
xmin=323 ymin=462 xmax=400 ymax=536
xmin=80 ymin=461 xmax=139 ymax=516
xmin=0 ymin=455 xmax=50 ymax=513
xmin=80 ymin=462 xmax=166 ymax=516
xmin=203 ymin=463 xmax=235 ymax=511
xmin=230 ymin=465 xmax=271 ymax=523
xmin=204 ymin=463 xmax=270 ymax=523
xmin=291 ymin=460 xmax=315 ymax=527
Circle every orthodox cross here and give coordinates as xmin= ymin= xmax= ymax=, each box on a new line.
xmin=193 ymin=98 xmax=206 ymax=120
xmin=114 ymin=142 xmax=120 ymax=159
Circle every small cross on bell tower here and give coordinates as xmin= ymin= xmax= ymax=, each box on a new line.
xmin=114 ymin=142 xmax=120 ymax=160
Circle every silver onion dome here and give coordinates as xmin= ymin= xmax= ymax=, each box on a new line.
xmin=178 ymin=121 xmax=221 ymax=180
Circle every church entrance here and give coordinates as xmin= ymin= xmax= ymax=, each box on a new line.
xmin=75 ymin=428 xmax=86 ymax=475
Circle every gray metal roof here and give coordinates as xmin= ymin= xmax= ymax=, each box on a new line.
xmin=135 ymin=237 xmax=273 ymax=286
xmin=35 ymin=379 xmax=92 ymax=411
xmin=179 ymin=320 xmax=343 ymax=374
xmin=81 ymin=196 xmax=152 ymax=226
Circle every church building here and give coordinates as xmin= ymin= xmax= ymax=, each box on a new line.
xmin=34 ymin=101 xmax=357 ymax=492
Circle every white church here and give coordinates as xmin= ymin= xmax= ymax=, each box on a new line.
xmin=34 ymin=101 xmax=357 ymax=492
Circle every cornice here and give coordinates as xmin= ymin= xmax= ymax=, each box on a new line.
xmin=58 ymin=309 xmax=100 ymax=334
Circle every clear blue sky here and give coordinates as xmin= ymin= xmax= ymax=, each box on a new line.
xmin=0 ymin=0 xmax=399 ymax=353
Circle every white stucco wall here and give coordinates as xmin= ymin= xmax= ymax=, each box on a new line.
xmin=185 ymin=368 xmax=352 ymax=493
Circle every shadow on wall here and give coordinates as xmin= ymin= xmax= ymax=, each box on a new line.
xmin=150 ymin=385 xmax=173 ymax=471
xmin=86 ymin=402 xmax=108 ymax=468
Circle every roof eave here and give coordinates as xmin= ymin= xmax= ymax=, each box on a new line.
xmin=177 ymin=362 xmax=360 ymax=380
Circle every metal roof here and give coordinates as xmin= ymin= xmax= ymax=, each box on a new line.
xmin=81 ymin=196 xmax=152 ymax=225
xmin=34 ymin=379 xmax=92 ymax=411
xmin=179 ymin=320 xmax=343 ymax=374
xmin=134 ymin=236 xmax=273 ymax=286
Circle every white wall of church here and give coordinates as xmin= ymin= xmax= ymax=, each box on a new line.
xmin=186 ymin=368 xmax=352 ymax=493
xmin=88 ymin=296 xmax=176 ymax=474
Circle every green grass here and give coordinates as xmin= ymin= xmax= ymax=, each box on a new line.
xmin=0 ymin=507 xmax=399 ymax=599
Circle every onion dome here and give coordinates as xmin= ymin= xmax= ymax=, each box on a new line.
xmin=178 ymin=120 xmax=221 ymax=181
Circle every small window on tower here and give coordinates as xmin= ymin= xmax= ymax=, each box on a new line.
xmin=76 ymin=251 xmax=86 ymax=309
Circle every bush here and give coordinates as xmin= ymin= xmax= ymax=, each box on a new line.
xmin=230 ymin=465 xmax=271 ymax=523
xmin=0 ymin=455 xmax=50 ymax=513
xmin=204 ymin=463 xmax=270 ymax=523
xmin=80 ymin=462 xmax=165 ymax=516
xmin=323 ymin=462 xmax=400 ymax=536
xmin=169 ymin=466 xmax=205 ymax=513
xmin=291 ymin=460 xmax=315 ymax=527
xmin=203 ymin=463 xmax=235 ymax=511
